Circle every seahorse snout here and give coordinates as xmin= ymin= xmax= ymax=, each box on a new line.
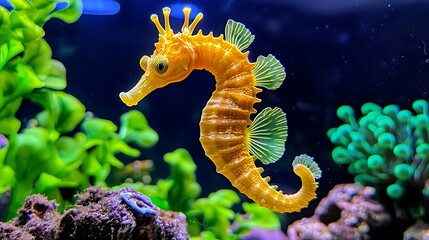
xmin=120 ymin=74 xmax=155 ymax=106
xmin=119 ymin=92 xmax=137 ymax=107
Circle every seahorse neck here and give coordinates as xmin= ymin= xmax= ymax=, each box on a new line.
xmin=189 ymin=34 xmax=255 ymax=85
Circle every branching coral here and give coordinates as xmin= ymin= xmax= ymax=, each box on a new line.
xmin=328 ymin=100 xmax=429 ymax=219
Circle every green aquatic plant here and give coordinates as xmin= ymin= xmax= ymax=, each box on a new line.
xmin=1 ymin=107 xmax=158 ymax=220
xmin=328 ymin=100 xmax=429 ymax=219
xmin=0 ymin=0 xmax=84 ymax=219
xmin=0 ymin=0 xmax=160 ymax=220
xmin=187 ymin=189 xmax=239 ymax=240
xmin=117 ymin=148 xmax=282 ymax=240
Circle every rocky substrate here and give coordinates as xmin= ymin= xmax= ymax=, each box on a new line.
xmin=0 ymin=187 xmax=188 ymax=240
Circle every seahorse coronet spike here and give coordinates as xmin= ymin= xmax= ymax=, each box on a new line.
xmin=162 ymin=7 xmax=173 ymax=38
xmin=120 ymin=6 xmax=321 ymax=214
xmin=150 ymin=14 xmax=165 ymax=36
xmin=188 ymin=12 xmax=203 ymax=34
xmin=151 ymin=7 xmax=204 ymax=38
xmin=181 ymin=7 xmax=191 ymax=34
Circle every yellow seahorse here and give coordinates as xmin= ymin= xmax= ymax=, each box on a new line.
xmin=119 ymin=7 xmax=322 ymax=213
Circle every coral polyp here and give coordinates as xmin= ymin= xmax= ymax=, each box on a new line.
xmin=328 ymin=100 xmax=429 ymax=219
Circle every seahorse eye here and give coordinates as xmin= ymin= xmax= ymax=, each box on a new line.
xmin=156 ymin=61 xmax=168 ymax=74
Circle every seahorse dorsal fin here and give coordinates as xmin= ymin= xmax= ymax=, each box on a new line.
xmin=247 ymin=107 xmax=288 ymax=164
xmin=292 ymin=154 xmax=322 ymax=179
xmin=225 ymin=19 xmax=254 ymax=51
xmin=253 ymin=54 xmax=286 ymax=90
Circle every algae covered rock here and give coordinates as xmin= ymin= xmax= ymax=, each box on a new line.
xmin=0 ymin=187 xmax=189 ymax=240
xmin=287 ymin=183 xmax=392 ymax=240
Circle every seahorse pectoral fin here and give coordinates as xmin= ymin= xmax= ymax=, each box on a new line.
xmin=292 ymin=154 xmax=322 ymax=179
xmin=253 ymin=54 xmax=286 ymax=90
xmin=225 ymin=19 xmax=255 ymax=51
xmin=119 ymin=74 xmax=154 ymax=107
xmin=246 ymin=107 xmax=288 ymax=164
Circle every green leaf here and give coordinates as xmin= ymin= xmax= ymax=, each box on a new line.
xmin=56 ymin=92 xmax=85 ymax=132
xmin=50 ymin=0 xmax=83 ymax=23
xmin=106 ymin=154 xmax=125 ymax=169
xmin=83 ymin=154 xmax=103 ymax=176
xmin=14 ymin=63 xmax=44 ymax=97
xmin=21 ymin=38 xmax=53 ymax=74
xmin=38 ymin=59 xmax=67 ymax=90
xmin=241 ymin=202 xmax=280 ymax=230
xmin=0 ymin=117 xmax=21 ymax=135
xmin=187 ymin=189 xmax=240 ymax=240
xmin=0 ymin=6 xmax=10 ymax=26
xmin=30 ymin=0 xmax=56 ymax=9
xmin=10 ymin=12 xmax=45 ymax=42
xmin=164 ymin=148 xmax=197 ymax=174
xmin=0 ymin=39 xmax=24 ymax=71
xmin=30 ymin=90 xmax=60 ymax=129
xmin=56 ymin=135 xmax=84 ymax=166
xmin=0 ymin=165 xmax=16 ymax=194
xmin=0 ymin=97 xmax=22 ymax=123
xmin=119 ymin=110 xmax=159 ymax=148
xmin=200 ymin=231 xmax=218 ymax=240
xmin=34 ymin=172 xmax=78 ymax=193
xmin=31 ymin=90 xmax=85 ymax=133
xmin=109 ymin=138 xmax=140 ymax=157
xmin=31 ymin=5 xmax=57 ymax=25
xmin=82 ymin=118 xmax=117 ymax=140
xmin=0 ymin=142 xmax=8 ymax=166
xmin=8 ymin=0 xmax=31 ymax=10
xmin=5 ymin=127 xmax=48 ymax=178
xmin=162 ymin=148 xmax=201 ymax=211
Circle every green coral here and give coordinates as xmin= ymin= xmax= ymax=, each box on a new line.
xmin=328 ymin=100 xmax=429 ymax=219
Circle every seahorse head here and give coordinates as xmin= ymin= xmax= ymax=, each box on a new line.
xmin=120 ymin=7 xmax=203 ymax=106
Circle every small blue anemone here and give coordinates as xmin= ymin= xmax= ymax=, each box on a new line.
xmin=120 ymin=192 xmax=157 ymax=216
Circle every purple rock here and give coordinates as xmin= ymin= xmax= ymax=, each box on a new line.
xmin=0 ymin=187 xmax=189 ymax=239
xmin=287 ymin=183 xmax=392 ymax=240
xmin=240 ymin=227 xmax=287 ymax=240
xmin=0 ymin=134 xmax=8 ymax=149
